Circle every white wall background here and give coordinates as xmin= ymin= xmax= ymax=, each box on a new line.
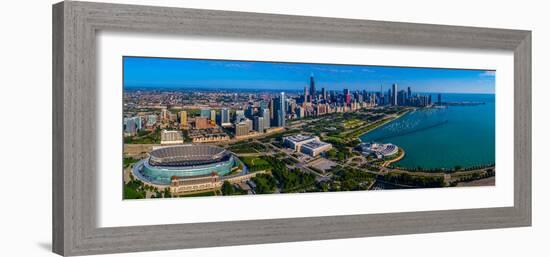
xmin=0 ymin=0 xmax=547 ymax=256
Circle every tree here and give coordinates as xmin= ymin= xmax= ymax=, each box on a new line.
xmin=327 ymin=149 xmax=337 ymax=159
xmin=163 ymin=187 xmax=171 ymax=198
xmin=221 ymin=181 xmax=235 ymax=195
xmin=123 ymin=184 xmax=145 ymax=199
xmin=252 ymin=174 xmax=277 ymax=194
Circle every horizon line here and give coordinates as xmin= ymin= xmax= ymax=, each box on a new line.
xmin=123 ymin=85 xmax=495 ymax=95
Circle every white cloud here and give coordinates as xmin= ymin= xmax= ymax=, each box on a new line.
xmin=312 ymin=66 xmax=353 ymax=73
xmin=480 ymin=70 xmax=496 ymax=77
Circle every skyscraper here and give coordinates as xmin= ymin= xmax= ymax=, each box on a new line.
xmin=210 ymin=109 xmax=216 ymax=122
xmin=273 ymin=92 xmax=286 ymax=127
xmin=246 ymin=105 xmax=255 ymax=118
xmin=344 ymin=88 xmax=351 ymax=106
xmin=355 ymin=90 xmax=363 ymax=103
xmin=309 ymin=74 xmax=316 ymax=101
xmin=392 ymin=83 xmax=398 ymax=106
xmin=321 ymin=87 xmax=327 ymax=101
xmin=235 ymin=121 xmax=249 ymax=137
xmin=259 ymin=101 xmax=268 ymax=110
xmin=244 ymin=118 xmax=253 ymax=131
xmin=124 ymin=117 xmax=141 ymax=134
xmin=437 ymin=94 xmax=442 ymax=105
xmin=124 ymin=118 xmax=134 ymax=134
xmin=179 ymin=111 xmax=187 ymax=128
xmin=268 ymin=99 xmax=274 ymax=120
xmin=235 ymin=110 xmax=245 ymax=122
xmin=330 ymin=91 xmax=336 ymax=103
xmin=303 ymin=86 xmax=309 ymax=103
xmin=220 ymin=108 xmax=230 ymax=126
xmin=253 ymin=116 xmax=265 ymax=133
xmin=161 ymin=108 xmax=169 ymax=122
xmin=134 ymin=116 xmax=142 ymax=130
xmin=296 ymin=106 xmax=305 ymax=118
xmin=261 ymin=108 xmax=270 ymax=129
xmin=397 ymin=90 xmax=407 ymax=106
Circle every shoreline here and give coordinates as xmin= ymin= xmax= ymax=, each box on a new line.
xmin=357 ymin=108 xmax=412 ymax=142
xmin=392 ymin=163 xmax=496 ymax=173
xmin=382 ymin=147 xmax=406 ymax=167
xmin=358 ymin=108 xmax=494 ymax=171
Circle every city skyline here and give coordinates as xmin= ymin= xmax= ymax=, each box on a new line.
xmin=122 ymin=56 xmax=496 ymax=199
xmin=123 ymin=56 xmax=496 ymax=94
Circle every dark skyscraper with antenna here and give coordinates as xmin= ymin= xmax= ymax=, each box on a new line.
xmin=309 ymin=74 xmax=316 ymax=101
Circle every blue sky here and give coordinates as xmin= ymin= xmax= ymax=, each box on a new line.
xmin=123 ymin=56 xmax=495 ymax=94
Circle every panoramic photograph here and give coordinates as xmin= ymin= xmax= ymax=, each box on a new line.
xmin=122 ymin=56 xmax=496 ymax=199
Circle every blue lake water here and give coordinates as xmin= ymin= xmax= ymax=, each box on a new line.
xmin=360 ymin=93 xmax=495 ymax=169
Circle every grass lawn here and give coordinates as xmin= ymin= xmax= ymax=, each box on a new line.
xmin=123 ymin=157 xmax=138 ymax=168
xmin=241 ymin=156 xmax=270 ymax=167
xmin=240 ymin=156 xmax=272 ymax=172
xmin=344 ymin=119 xmax=364 ymax=129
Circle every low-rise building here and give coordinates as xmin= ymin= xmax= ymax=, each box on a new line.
xmin=160 ymin=130 xmax=184 ymax=145
xmin=283 ymin=135 xmax=319 ymax=151
xmin=188 ymin=127 xmax=229 ymax=143
xmin=169 ymin=170 xmax=268 ymax=195
xmin=283 ymin=134 xmax=332 ymax=157
xmin=300 ymin=141 xmax=333 ymax=157
xmin=191 ymin=134 xmax=230 ymax=143
xmin=358 ymin=142 xmax=398 ymax=159
xmin=170 ymin=173 xmax=221 ymax=194
xmin=195 ymin=117 xmax=210 ymax=129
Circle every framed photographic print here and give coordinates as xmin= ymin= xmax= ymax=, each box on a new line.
xmin=52 ymin=1 xmax=531 ymax=256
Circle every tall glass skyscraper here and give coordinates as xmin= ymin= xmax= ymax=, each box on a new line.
xmin=124 ymin=116 xmax=142 ymax=134
xmin=261 ymin=108 xmax=270 ymax=129
xmin=273 ymin=92 xmax=286 ymax=127
xmin=220 ymin=108 xmax=230 ymax=125
xmin=392 ymin=83 xmax=398 ymax=106
xmin=235 ymin=110 xmax=245 ymax=122
xmin=253 ymin=116 xmax=265 ymax=133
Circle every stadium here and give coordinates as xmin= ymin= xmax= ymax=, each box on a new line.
xmin=133 ymin=145 xmax=236 ymax=185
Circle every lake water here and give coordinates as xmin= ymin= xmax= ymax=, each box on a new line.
xmin=360 ymin=93 xmax=495 ymax=169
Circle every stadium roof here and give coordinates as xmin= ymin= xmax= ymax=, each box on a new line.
xmin=149 ymin=145 xmax=229 ymax=166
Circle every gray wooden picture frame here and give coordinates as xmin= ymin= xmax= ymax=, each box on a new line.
xmin=52 ymin=1 xmax=531 ymax=256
